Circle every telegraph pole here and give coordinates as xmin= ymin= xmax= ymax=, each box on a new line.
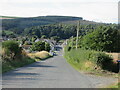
xmin=76 ymin=21 xmax=80 ymax=50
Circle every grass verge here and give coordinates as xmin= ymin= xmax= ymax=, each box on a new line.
xmin=2 ymin=51 xmax=52 ymax=73
xmin=64 ymin=46 xmax=119 ymax=77
xmin=2 ymin=57 xmax=35 ymax=73
xmin=105 ymin=82 xmax=120 ymax=88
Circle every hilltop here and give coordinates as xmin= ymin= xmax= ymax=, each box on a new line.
xmin=0 ymin=16 xmax=21 ymax=19
xmin=2 ymin=15 xmax=105 ymax=30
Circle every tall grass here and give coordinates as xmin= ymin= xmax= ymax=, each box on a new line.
xmin=28 ymin=51 xmax=51 ymax=60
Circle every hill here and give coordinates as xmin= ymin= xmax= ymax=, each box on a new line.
xmin=2 ymin=15 xmax=108 ymax=40
xmin=0 ymin=16 xmax=21 ymax=19
xmin=2 ymin=15 xmax=83 ymax=30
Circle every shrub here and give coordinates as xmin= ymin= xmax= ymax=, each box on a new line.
xmin=2 ymin=40 xmax=22 ymax=60
xmin=93 ymin=52 xmax=112 ymax=67
xmin=2 ymin=41 xmax=36 ymax=73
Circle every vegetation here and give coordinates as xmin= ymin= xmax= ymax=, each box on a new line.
xmin=30 ymin=41 xmax=50 ymax=52
xmin=81 ymin=26 xmax=120 ymax=52
xmin=105 ymin=82 xmax=120 ymax=88
xmin=64 ymin=47 xmax=119 ymax=73
xmin=45 ymin=42 xmax=51 ymax=52
xmin=1 ymin=15 xmax=120 ymax=75
xmin=2 ymin=40 xmax=22 ymax=60
xmin=64 ymin=24 xmax=120 ymax=74
xmin=1 ymin=40 xmax=52 ymax=73
xmin=28 ymin=51 xmax=51 ymax=60
xmin=1 ymin=41 xmax=36 ymax=73
xmin=2 ymin=15 xmax=105 ymax=40
xmin=2 ymin=16 xmax=82 ymax=34
xmin=0 ymin=16 xmax=21 ymax=19
xmin=2 ymin=56 xmax=35 ymax=73
xmin=68 ymin=25 xmax=120 ymax=52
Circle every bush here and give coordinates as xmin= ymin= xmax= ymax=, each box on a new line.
xmin=2 ymin=40 xmax=22 ymax=60
xmin=2 ymin=41 xmax=36 ymax=73
xmin=93 ymin=53 xmax=112 ymax=67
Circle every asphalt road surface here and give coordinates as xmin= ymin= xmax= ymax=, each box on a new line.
xmin=2 ymin=46 xmax=118 ymax=88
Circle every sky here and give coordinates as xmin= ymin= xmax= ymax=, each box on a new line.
xmin=0 ymin=0 xmax=119 ymax=23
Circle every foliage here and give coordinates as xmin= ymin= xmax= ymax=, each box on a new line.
xmin=2 ymin=15 xmax=104 ymax=40
xmin=51 ymin=36 xmax=60 ymax=42
xmin=41 ymin=35 xmax=47 ymax=39
xmin=78 ymin=26 xmax=119 ymax=52
xmin=65 ymin=25 xmax=120 ymax=53
xmin=1 ymin=41 xmax=36 ymax=73
xmin=45 ymin=42 xmax=51 ymax=52
xmin=31 ymin=41 xmax=45 ymax=51
xmin=31 ymin=41 xmax=50 ymax=52
xmin=2 ymin=40 xmax=22 ymax=60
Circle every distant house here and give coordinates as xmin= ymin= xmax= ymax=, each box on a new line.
xmin=35 ymin=38 xmax=40 ymax=42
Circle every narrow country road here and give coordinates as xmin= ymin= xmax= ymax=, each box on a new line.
xmin=2 ymin=46 xmax=118 ymax=88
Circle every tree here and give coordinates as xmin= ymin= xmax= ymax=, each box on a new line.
xmin=45 ymin=42 xmax=51 ymax=52
xmin=51 ymin=36 xmax=60 ymax=42
xmin=41 ymin=35 xmax=46 ymax=39
xmin=81 ymin=26 xmax=120 ymax=52
xmin=31 ymin=41 xmax=45 ymax=51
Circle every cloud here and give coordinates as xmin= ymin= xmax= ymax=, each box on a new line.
xmin=1 ymin=0 xmax=119 ymax=3
xmin=0 ymin=0 xmax=118 ymax=23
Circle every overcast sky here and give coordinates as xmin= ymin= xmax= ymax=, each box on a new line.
xmin=0 ymin=0 xmax=119 ymax=23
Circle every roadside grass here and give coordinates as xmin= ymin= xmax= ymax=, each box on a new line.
xmin=64 ymin=46 xmax=119 ymax=77
xmin=105 ymin=82 xmax=120 ymax=88
xmin=2 ymin=51 xmax=52 ymax=73
xmin=2 ymin=57 xmax=35 ymax=73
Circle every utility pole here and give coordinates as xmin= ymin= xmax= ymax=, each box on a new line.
xmin=76 ymin=21 xmax=80 ymax=50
